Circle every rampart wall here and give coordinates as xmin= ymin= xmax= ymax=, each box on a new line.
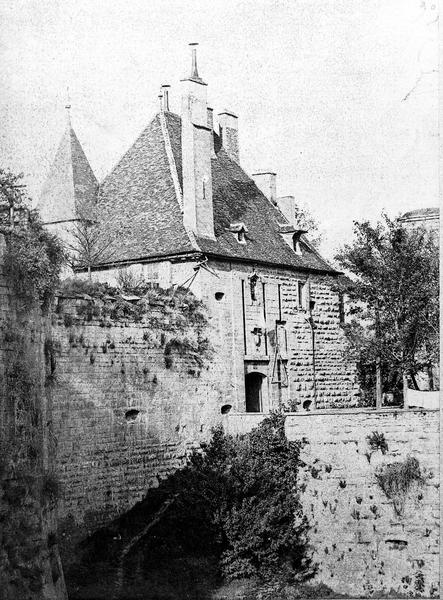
xmin=226 ymin=409 xmax=440 ymax=598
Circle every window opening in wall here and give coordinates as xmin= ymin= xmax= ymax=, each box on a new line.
xmin=125 ymin=409 xmax=140 ymax=423
xmin=249 ymin=272 xmax=259 ymax=301
xmin=292 ymin=232 xmax=303 ymax=255
xmin=221 ymin=404 xmax=232 ymax=415
xmin=271 ymin=321 xmax=289 ymax=388
xmin=338 ymin=292 xmax=345 ymax=323
xmin=241 ymin=280 xmax=247 ymax=355
xmin=245 ymin=372 xmax=265 ymax=412
xmin=298 ymin=281 xmax=305 ymax=309
xmin=215 ymin=291 xmax=225 ymax=301
xmin=237 ymin=230 xmax=246 ymax=244
xmin=277 ymin=283 xmax=282 ymax=320
xmin=262 ymin=282 xmax=268 ymax=355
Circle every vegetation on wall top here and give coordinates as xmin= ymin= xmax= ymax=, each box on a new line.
xmin=1 ymin=168 xmax=66 ymax=311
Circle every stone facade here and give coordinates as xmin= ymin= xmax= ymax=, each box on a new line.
xmin=226 ymin=409 xmax=440 ymax=598
xmin=49 ymin=256 xmax=357 ymax=536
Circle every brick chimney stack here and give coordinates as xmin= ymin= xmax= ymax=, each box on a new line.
xmin=180 ymin=43 xmax=215 ymax=240
xmin=218 ymin=110 xmax=239 ymax=163
xmin=251 ymin=171 xmax=277 ymax=204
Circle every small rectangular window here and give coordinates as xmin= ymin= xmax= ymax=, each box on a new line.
xmin=339 ymin=292 xmax=345 ymax=324
xmin=297 ymin=281 xmax=305 ymax=309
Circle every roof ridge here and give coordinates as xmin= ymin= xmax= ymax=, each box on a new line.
xmin=99 ymin=114 xmax=161 ymax=186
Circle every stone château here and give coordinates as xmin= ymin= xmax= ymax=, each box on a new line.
xmin=39 ymin=45 xmax=358 ymax=416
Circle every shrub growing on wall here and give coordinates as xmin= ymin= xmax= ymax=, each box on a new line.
xmin=75 ymin=413 xmax=314 ymax=595
xmin=375 ymin=456 xmax=425 ymax=516
xmin=4 ymin=211 xmax=65 ymax=310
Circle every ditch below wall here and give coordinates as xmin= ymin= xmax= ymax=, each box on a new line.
xmin=225 ymin=408 xmax=440 ymax=598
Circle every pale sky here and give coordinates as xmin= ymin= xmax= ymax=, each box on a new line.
xmin=0 ymin=0 xmax=438 ymax=259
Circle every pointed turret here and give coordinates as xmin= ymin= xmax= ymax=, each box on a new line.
xmin=37 ymin=108 xmax=98 ymax=227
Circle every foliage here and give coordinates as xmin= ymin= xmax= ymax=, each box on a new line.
xmin=336 ymin=214 xmax=439 ymax=393
xmin=375 ymin=456 xmax=424 ymax=516
xmin=366 ymin=431 xmax=388 ymax=455
xmin=0 ymin=168 xmax=28 ymax=211
xmin=0 ymin=324 xmax=60 ymax=598
xmin=5 ymin=211 xmax=66 ymax=310
xmin=59 ymin=277 xmax=209 ymax=330
xmin=75 ymin=414 xmax=313 ymax=594
xmin=293 ymin=203 xmax=323 ymax=249
xmin=0 ymin=169 xmax=66 ymax=310
xmin=115 ymin=267 xmax=146 ymax=292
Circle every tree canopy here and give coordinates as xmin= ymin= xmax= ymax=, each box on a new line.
xmin=335 ymin=214 xmax=439 ymax=394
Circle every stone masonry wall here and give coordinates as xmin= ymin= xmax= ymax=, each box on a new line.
xmin=226 ymin=409 xmax=440 ymax=598
xmin=90 ymin=258 xmax=358 ymax=412
xmin=50 ymin=294 xmax=224 ymax=536
xmin=0 ymin=233 xmax=67 ymax=600
xmin=200 ymin=259 xmax=358 ymax=411
xmin=54 ymin=257 xmax=357 ymax=543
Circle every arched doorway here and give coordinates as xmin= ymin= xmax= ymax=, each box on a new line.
xmin=245 ymin=372 xmax=265 ymax=413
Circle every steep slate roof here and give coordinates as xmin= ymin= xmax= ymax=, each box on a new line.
xmin=38 ymin=125 xmax=98 ymax=223
xmin=98 ymin=111 xmax=336 ymax=274
xmin=99 ymin=115 xmax=196 ymax=262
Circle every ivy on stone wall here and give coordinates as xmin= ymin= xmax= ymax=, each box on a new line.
xmin=4 ymin=211 xmax=65 ymax=311
xmin=0 ymin=326 xmax=62 ymax=598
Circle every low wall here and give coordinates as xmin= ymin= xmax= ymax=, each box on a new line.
xmin=225 ymin=408 xmax=440 ymax=598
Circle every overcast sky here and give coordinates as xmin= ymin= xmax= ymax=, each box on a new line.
xmin=0 ymin=0 xmax=438 ymax=258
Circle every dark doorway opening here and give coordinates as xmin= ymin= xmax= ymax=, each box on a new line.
xmin=245 ymin=372 xmax=264 ymax=413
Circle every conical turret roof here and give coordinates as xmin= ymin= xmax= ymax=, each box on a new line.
xmin=37 ymin=123 xmax=98 ymax=224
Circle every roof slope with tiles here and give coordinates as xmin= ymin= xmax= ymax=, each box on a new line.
xmin=98 ymin=111 xmax=337 ymax=274
xmin=38 ymin=126 xmax=98 ymax=224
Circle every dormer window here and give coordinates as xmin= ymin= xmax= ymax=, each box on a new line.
xmin=228 ymin=222 xmax=248 ymax=244
xmin=292 ymin=232 xmax=303 ymax=255
xmin=278 ymin=224 xmax=307 ymax=255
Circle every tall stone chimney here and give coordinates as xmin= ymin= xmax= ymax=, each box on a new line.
xmin=276 ymin=195 xmax=296 ymax=225
xmin=218 ymin=110 xmax=239 ymax=163
xmin=180 ymin=43 xmax=215 ymax=239
xmin=251 ymin=171 xmax=277 ymax=204
xmin=160 ymin=84 xmax=171 ymax=112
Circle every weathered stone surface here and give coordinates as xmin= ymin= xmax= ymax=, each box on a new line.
xmin=227 ymin=409 xmax=440 ymax=598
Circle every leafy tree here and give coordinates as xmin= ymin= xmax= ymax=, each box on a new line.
xmin=294 ymin=203 xmax=322 ymax=249
xmin=0 ymin=169 xmax=65 ymax=310
xmin=0 ymin=168 xmax=27 ymax=218
xmin=335 ymin=214 xmax=439 ymax=398
xmin=73 ymin=414 xmax=314 ymax=596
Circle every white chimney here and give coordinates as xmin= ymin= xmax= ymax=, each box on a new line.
xmin=276 ymin=196 xmax=296 ymax=225
xmin=180 ymin=43 xmax=215 ymax=240
xmin=160 ymin=84 xmax=171 ymax=112
xmin=218 ymin=110 xmax=239 ymax=163
xmin=251 ymin=171 xmax=277 ymax=204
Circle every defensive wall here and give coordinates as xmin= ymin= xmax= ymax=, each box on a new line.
xmin=0 ymin=233 xmax=67 ymax=600
xmin=225 ymin=408 xmax=440 ymax=598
